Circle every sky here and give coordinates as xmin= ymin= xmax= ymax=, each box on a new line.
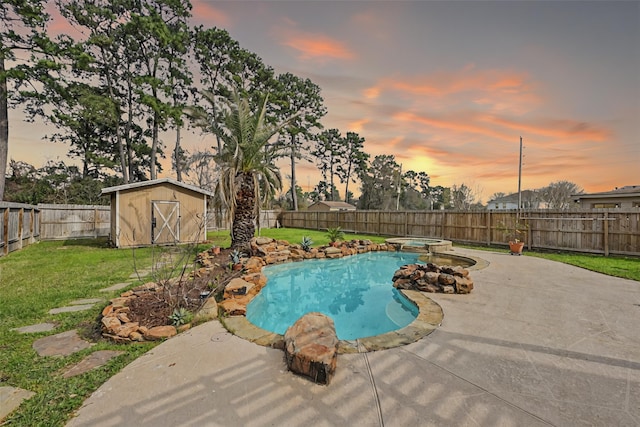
xmin=8 ymin=0 xmax=640 ymax=203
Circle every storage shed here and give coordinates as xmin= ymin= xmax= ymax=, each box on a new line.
xmin=307 ymin=201 xmax=356 ymax=212
xmin=101 ymin=178 xmax=214 ymax=248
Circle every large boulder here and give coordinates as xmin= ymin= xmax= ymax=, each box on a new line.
xmin=284 ymin=312 xmax=339 ymax=385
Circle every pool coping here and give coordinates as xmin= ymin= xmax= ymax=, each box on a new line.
xmin=220 ymin=290 xmax=444 ymax=353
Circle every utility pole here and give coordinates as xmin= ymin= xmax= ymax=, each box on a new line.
xmin=517 ymin=136 xmax=523 ymax=220
xmin=396 ymin=163 xmax=402 ymax=210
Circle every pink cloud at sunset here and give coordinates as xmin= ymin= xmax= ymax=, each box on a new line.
xmin=275 ymin=29 xmax=355 ymax=63
xmin=365 ymin=66 xmax=537 ymax=100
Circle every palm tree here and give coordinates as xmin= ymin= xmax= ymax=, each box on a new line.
xmin=213 ymin=92 xmax=292 ymax=251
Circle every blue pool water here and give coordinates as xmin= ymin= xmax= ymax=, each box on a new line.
xmin=246 ymin=251 xmax=420 ymax=340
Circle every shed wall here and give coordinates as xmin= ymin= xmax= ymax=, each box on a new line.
xmin=114 ymin=183 xmax=207 ymax=247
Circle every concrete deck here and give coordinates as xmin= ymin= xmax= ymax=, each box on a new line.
xmin=66 ymin=248 xmax=640 ymax=427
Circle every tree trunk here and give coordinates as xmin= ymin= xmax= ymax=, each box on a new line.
xmin=150 ymin=111 xmax=159 ymax=180
xmin=329 ymin=151 xmax=335 ymax=201
xmin=344 ymin=161 xmax=353 ymax=204
xmin=102 ymin=47 xmax=128 ymax=184
xmin=175 ymin=125 xmax=182 ymax=181
xmin=0 ymin=56 xmax=7 ymax=201
xmin=231 ymin=172 xmax=256 ymax=251
xmin=290 ymin=135 xmax=298 ymax=211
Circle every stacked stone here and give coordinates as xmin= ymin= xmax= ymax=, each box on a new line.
xmin=100 ymin=282 xmax=178 ymax=342
xmin=217 ymin=273 xmax=267 ymax=316
xmin=392 ymin=263 xmax=474 ymax=294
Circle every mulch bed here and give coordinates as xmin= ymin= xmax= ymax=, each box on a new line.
xmin=124 ymin=247 xmax=239 ymax=329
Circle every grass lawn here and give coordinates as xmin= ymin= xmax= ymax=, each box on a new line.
xmin=0 ymin=239 xmax=159 ymax=427
xmin=206 ymin=227 xmax=387 ymax=249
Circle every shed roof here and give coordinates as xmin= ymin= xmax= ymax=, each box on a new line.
xmin=101 ymin=178 xmax=214 ymax=197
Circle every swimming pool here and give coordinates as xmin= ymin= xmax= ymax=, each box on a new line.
xmin=246 ymin=251 xmax=420 ymax=340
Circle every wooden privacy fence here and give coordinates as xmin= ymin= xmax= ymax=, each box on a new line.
xmin=39 ymin=204 xmax=110 ymax=240
xmin=206 ymin=209 xmax=281 ymax=230
xmin=1 ymin=202 xmax=40 ymax=257
xmin=280 ymin=209 xmax=640 ymax=257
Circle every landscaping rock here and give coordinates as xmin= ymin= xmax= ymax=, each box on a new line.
xmin=194 ymin=298 xmax=218 ymax=323
xmin=284 ymin=312 xmax=339 ymax=385
xmin=224 ymin=278 xmax=255 ymax=298
xmin=455 ymin=276 xmax=474 ymax=294
xmin=393 ymin=264 xmax=474 ymax=294
xmin=144 ymin=325 xmax=177 ymax=340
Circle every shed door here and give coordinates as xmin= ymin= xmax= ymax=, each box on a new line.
xmin=151 ymin=201 xmax=180 ymax=244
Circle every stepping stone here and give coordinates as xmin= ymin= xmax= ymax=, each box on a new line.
xmin=0 ymin=386 xmax=35 ymax=420
xmin=11 ymin=323 xmax=57 ymax=334
xmin=49 ymin=304 xmax=95 ymax=314
xmin=69 ymin=298 xmax=103 ymax=305
xmin=61 ymin=350 xmax=124 ymax=378
xmin=99 ymin=282 xmax=131 ymax=292
xmin=32 ymin=330 xmax=92 ymax=357
xmin=129 ymin=270 xmax=151 ymax=279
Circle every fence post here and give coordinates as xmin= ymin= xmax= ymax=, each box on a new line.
xmin=441 ymin=211 xmax=446 ymax=239
xmin=486 ymin=211 xmax=491 ymax=246
xmin=30 ymin=208 xmax=35 ymax=243
xmin=603 ymin=211 xmax=609 ymax=257
xmin=404 ymin=211 xmax=408 ymax=236
xmin=18 ymin=208 xmax=24 ymax=250
xmin=94 ymin=207 xmax=98 ymax=238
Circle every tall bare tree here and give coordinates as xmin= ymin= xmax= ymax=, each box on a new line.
xmin=540 ymin=180 xmax=583 ymax=210
xmin=0 ymin=0 xmax=49 ymax=200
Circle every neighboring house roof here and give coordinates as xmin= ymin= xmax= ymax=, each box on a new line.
xmin=101 ymin=178 xmax=214 ymax=197
xmin=488 ymin=190 xmax=540 ymax=204
xmin=572 ymin=185 xmax=640 ymax=200
xmin=308 ymin=201 xmax=356 ymax=210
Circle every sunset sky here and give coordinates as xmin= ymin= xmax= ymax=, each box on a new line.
xmin=8 ymin=0 xmax=640 ymax=202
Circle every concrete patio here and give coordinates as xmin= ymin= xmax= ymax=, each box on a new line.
xmin=66 ymin=248 xmax=640 ymax=427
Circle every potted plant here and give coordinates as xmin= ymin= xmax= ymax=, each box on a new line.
xmin=497 ymin=219 xmax=528 ymax=255
xmin=326 ymin=226 xmax=344 ymax=247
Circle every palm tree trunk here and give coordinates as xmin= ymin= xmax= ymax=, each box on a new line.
xmin=231 ymin=172 xmax=256 ymax=251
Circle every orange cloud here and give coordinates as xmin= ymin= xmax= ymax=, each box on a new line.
xmin=394 ymin=111 xmax=515 ymax=143
xmin=348 ymin=118 xmax=370 ymax=133
xmin=364 ymin=65 xmax=541 ymax=115
xmin=276 ymin=29 xmax=355 ymax=62
xmin=368 ymin=66 xmax=533 ymax=97
xmin=483 ymin=116 xmax=611 ymax=142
